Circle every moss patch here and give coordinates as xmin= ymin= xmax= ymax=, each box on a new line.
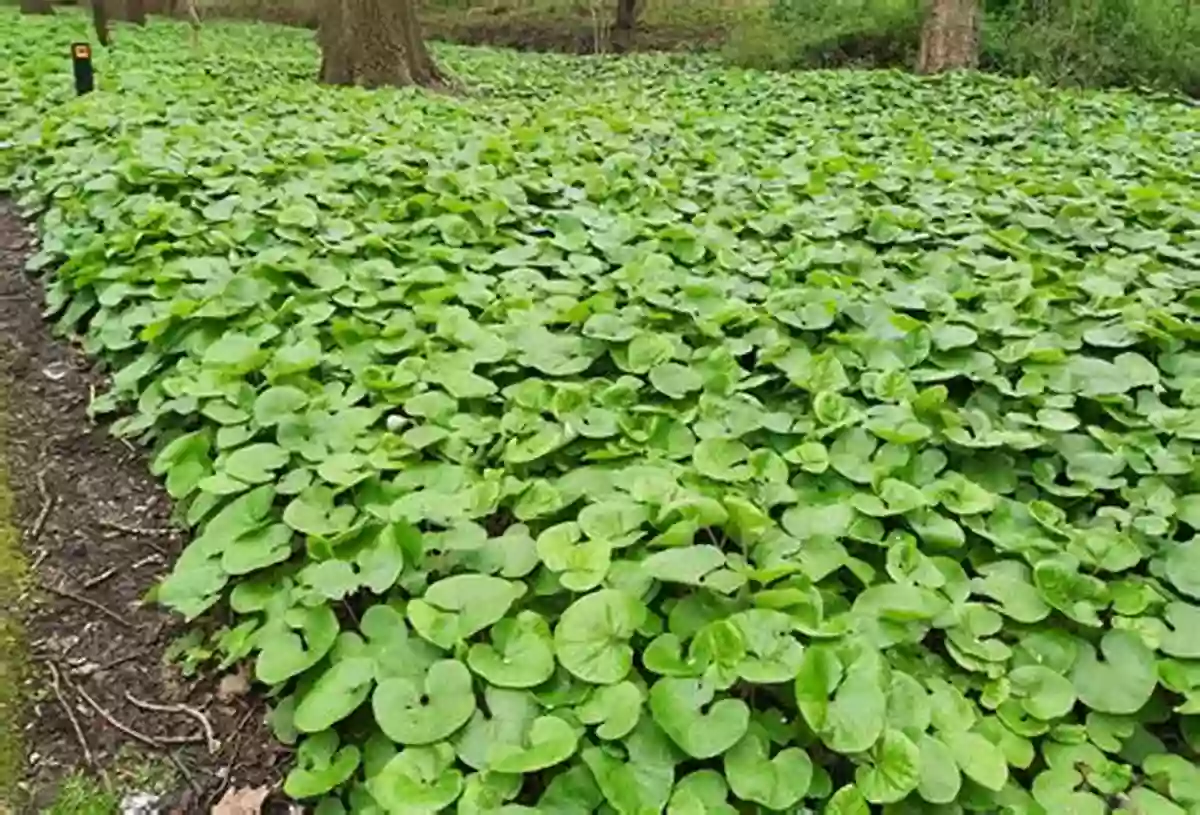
xmin=0 ymin=387 xmax=29 ymax=813
xmin=43 ymin=773 xmax=118 ymax=815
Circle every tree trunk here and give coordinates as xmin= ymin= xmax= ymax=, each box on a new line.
xmin=318 ymin=0 xmax=441 ymax=89
xmin=92 ymin=0 xmax=111 ymax=45
xmin=114 ymin=0 xmax=147 ymax=23
xmin=613 ymin=0 xmax=638 ymax=52
xmin=19 ymin=0 xmax=55 ymax=14
xmin=917 ymin=0 xmax=981 ymax=74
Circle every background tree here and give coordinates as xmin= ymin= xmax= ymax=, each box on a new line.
xmin=92 ymin=0 xmax=111 ymax=45
xmin=19 ymin=0 xmax=55 ymax=14
xmin=118 ymin=0 xmax=147 ymax=24
xmin=319 ymin=0 xmax=442 ymax=88
xmin=918 ymin=0 xmax=981 ymax=72
xmin=613 ymin=0 xmax=639 ymax=51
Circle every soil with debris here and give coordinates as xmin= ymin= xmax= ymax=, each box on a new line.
xmin=0 ymin=199 xmax=291 ymax=814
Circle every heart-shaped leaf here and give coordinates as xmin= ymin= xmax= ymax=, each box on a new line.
xmin=408 ymin=575 xmax=525 ymax=650
xmin=554 ymin=590 xmax=645 ymax=685
xmin=372 ymin=659 xmax=476 ymax=745
xmin=724 ymin=727 xmax=812 ymax=809
xmin=467 ymin=611 xmax=556 ymax=689
xmin=649 ymin=677 xmax=749 ymax=758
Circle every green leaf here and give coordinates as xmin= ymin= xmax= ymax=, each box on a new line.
xmin=488 ymin=714 xmax=579 ymax=773
xmin=944 ymin=730 xmax=1009 ymax=791
xmin=1009 ymin=665 xmax=1076 ymax=720
xmin=256 ymin=605 xmax=340 ymax=685
xmin=467 ymin=611 xmax=556 ymax=689
xmin=294 ymin=657 xmax=374 ymax=734
xmin=855 ymin=729 xmax=920 ymax=804
xmin=642 ymin=545 xmax=726 ymax=585
xmin=254 ymin=386 xmax=308 ymax=425
xmin=372 ymin=659 xmax=477 ymax=745
xmin=824 ymin=785 xmax=870 ymax=815
xmin=627 ymin=333 xmax=675 ymax=373
xmin=822 ymin=650 xmax=887 ymax=754
xmin=724 ymin=728 xmax=812 ymax=809
xmin=1164 ymin=538 xmax=1200 ymax=599
xmin=649 ymin=362 xmax=704 ymax=399
xmin=692 ymin=438 xmax=752 ymax=482
xmin=916 ymin=734 xmax=961 ymax=803
xmin=369 ymin=743 xmax=464 ymax=813
xmin=1071 ymin=630 xmax=1157 ymax=714
xmin=648 ymin=677 xmax=749 ymax=758
xmin=581 ymin=719 xmax=677 ymax=815
xmin=668 ymin=770 xmax=737 ymax=815
xmin=284 ymin=731 xmax=360 ymax=799
xmin=224 ymin=442 xmax=290 ymax=484
xmin=554 ymin=590 xmax=645 ymax=684
xmin=408 ymin=575 xmax=526 ymax=649
xmin=355 ymin=522 xmax=415 ymax=594
xmin=576 ymin=681 xmax=643 ymax=740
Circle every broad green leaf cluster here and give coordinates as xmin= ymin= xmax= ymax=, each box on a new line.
xmin=4 ymin=10 xmax=1200 ymax=815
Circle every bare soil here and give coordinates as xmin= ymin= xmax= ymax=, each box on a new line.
xmin=0 ymin=199 xmax=289 ymax=814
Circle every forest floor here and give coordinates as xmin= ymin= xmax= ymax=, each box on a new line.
xmin=421 ymin=9 xmax=733 ymax=53
xmin=0 ymin=201 xmax=287 ymax=814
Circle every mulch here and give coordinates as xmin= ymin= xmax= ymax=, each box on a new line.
xmin=0 ymin=198 xmax=290 ymax=814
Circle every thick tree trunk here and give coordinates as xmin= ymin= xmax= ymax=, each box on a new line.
xmin=92 ymin=0 xmax=111 ymax=45
xmin=114 ymin=0 xmax=147 ymax=23
xmin=917 ymin=0 xmax=981 ymax=74
xmin=19 ymin=0 xmax=55 ymax=14
xmin=318 ymin=0 xmax=441 ymax=89
xmin=613 ymin=0 xmax=638 ymax=51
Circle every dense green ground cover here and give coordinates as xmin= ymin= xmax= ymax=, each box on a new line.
xmin=3 ymin=11 xmax=1200 ymax=813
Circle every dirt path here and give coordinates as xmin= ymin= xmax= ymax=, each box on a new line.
xmin=0 ymin=200 xmax=286 ymax=814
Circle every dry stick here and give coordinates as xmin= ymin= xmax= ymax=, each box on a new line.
xmin=89 ymin=651 xmax=143 ymax=674
xmin=69 ymin=680 xmax=206 ymax=749
xmin=167 ymin=749 xmax=202 ymax=797
xmin=98 ymin=518 xmax=179 ymax=537
xmin=46 ymin=662 xmax=96 ymax=769
xmin=27 ymin=470 xmax=55 ymax=544
xmin=201 ymin=706 xmax=257 ymax=812
xmin=124 ymin=692 xmax=220 ymax=754
xmin=82 ymin=567 xmax=118 ymax=589
xmin=129 ymin=553 xmax=164 ymax=571
xmin=43 ymin=583 xmax=133 ymax=629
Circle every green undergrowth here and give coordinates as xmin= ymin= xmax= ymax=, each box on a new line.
xmin=726 ymin=0 xmax=1200 ymax=95
xmin=0 ymin=383 xmax=29 ymax=811
xmin=43 ymin=774 xmax=119 ymax=815
xmin=3 ymin=10 xmax=1200 ymax=815
xmin=40 ymin=752 xmax=177 ymax=815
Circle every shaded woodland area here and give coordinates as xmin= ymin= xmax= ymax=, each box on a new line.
xmin=21 ymin=0 xmax=988 ymax=88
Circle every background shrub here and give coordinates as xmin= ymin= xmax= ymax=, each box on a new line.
xmin=724 ymin=0 xmax=1199 ymax=94
xmin=723 ymin=0 xmax=922 ymax=71
xmin=983 ymin=0 xmax=1200 ymax=95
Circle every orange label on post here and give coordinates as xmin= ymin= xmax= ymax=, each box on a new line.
xmin=73 ymin=44 xmax=91 ymax=59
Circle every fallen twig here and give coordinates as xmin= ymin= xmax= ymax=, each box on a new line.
xmin=43 ymin=582 xmax=133 ymax=629
xmin=129 ymin=553 xmax=164 ymax=570
xmin=167 ymin=749 xmax=202 ymax=797
xmin=46 ymin=661 xmax=96 ymax=769
xmin=82 ymin=567 xmax=118 ymax=589
xmin=98 ymin=518 xmax=179 ymax=537
xmin=70 ymin=680 xmax=205 ymax=749
xmin=89 ymin=652 xmax=143 ymax=674
xmin=125 ymin=692 xmax=220 ymax=754
xmin=202 ymin=706 xmax=258 ymax=811
xmin=26 ymin=470 xmax=55 ymax=545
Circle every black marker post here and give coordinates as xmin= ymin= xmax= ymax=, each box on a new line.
xmin=71 ymin=43 xmax=94 ymax=95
